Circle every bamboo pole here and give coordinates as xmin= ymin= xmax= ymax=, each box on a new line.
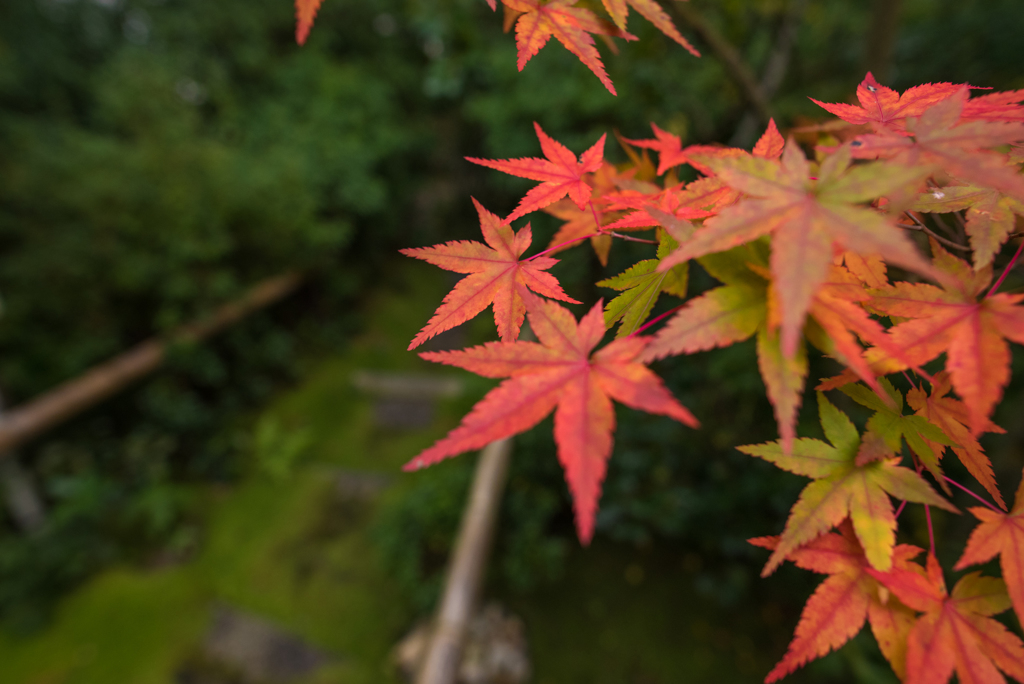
xmin=415 ymin=438 xmax=513 ymax=684
xmin=0 ymin=272 xmax=303 ymax=457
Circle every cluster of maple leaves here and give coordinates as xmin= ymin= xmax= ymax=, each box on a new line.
xmin=294 ymin=1 xmax=1024 ymax=682
xmin=405 ymin=77 xmax=1024 ymax=684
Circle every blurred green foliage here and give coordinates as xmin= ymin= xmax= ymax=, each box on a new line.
xmin=0 ymin=0 xmax=1022 ymax=657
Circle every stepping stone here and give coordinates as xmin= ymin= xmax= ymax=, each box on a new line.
xmin=351 ymin=370 xmax=464 ymax=430
xmin=192 ymin=606 xmax=332 ymax=683
xmin=393 ymin=603 xmax=531 ymax=684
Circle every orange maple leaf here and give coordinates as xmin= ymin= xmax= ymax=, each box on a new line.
xmin=867 ymin=241 xmax=1024 ymax=435
xmin=907 ymin=371 xmax=1006 ymax=509
xmin=401 ymin=198 xmax=578 ymax=349
xmin=870 ymin=554 xmax=1024 ymax=684
xmin=295 ymin=0 xmax=325 ymax=45
xmin=658 ymin=139 xmax=935 ymax=357
xmin=503 ymin=0 xmax=635 ymax=95
xmin=810 ymin=72 xmax=962 ymax=133
xmin=750 ymin=523 xmax=922 ymax=682
xmin=956 ymin=470 xmax=1024 ymax=625
xmin=467 ymin=122 xmax=607 ymax=224
xmin=599 ymin=0 xmax=698 ymax=57
xmin=407 ymin=294 xmax=698 ymax=543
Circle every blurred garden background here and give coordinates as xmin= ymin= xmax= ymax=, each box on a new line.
xmin=0 ymin=0 xmax=1023 ymax=682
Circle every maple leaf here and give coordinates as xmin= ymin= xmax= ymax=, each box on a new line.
xmin=866 ymin=240 xmax=1024 ymax=435
xmin=541 ymin=162 xmax=639 ymax=266
xmin=467 ymin=122 xmax=607 ymax=224
xmin=739 ymin=393 xmax=955 ymax=576
xmin=625 ymin=119 xmax=783 ymax=176
xmin=600 ymin=0 xmax=699 ymax=57
xmin=908 ymin=371 xmax=1006 ymax=510
xmin=408 ymin=294 xmax=698 ymax=542
xmin=838 ymin=378 xmax=954 ymax=494
xmin=601 ymin=182 xmax=715 ymax=231
xmin=956 ymin=470 xmax=1024 ymax=624
xmin=295 ymin=0 xmax=325 ymax=45
xmin=962 ymin=89 xmax=1024 ymax=123
xmin=622 ymin=123 xmax=725 ymax=175
xmin=849 ymin=88 xmax=1024 ymax=202
xmin=870 ymin=554 xmax=1024 ymax=684
xmin=750 ymin=523 xmax=922 ymax=682
xmin=597 ymin=230 xmax=688 ymax=337
xmin=810 ymin=72 xmax=962 ymax=133
xmin=503 ymin=0 xmax=636 ymax=95
xmin=643 ymin=241 xmax=906 ymax=450
xmin=909 ymin=184 xmax=1024 ymax=269
xmin=401 ymin=198 xmax=578 ymax=349
xmin=658 ymin=139 xmax=935 ymax=357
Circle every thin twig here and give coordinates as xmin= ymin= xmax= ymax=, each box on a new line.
xmin=608 ymin=231 xmax=657 ymax=244
xmin=901 ymin=212 xmax=972 ymax=252
xmin=987 ymin=238 xmax=1024 ymax=298
xmin=930 ymin=212 xmax=960 ymax=240
xmin=943 ymin=476 xmax=1003 ymax=513
xmin=895 ymin=500 xmax=908 ymax=519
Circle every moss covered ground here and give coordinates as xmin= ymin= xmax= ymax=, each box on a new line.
xmin=0 ymin=261 xmax=883 ymax=684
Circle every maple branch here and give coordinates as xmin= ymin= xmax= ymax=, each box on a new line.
xmin=631 ymin=304 xmax=685 ymax=337
xmin=900 ymin=212 xmax=972 ymax=252
xmin=929 ymin=212 xmax=961 ymax=241
xmin=987 ymin=238 xmax=1024 ymax=298
xmin=943 ymin=475 xmax=1003 ymax=513
xmin=608 ymin=231 xmax=658 ymax=244
xmin=729 ymin=0 xmax=808 ymax=146
xmin=669 ymin=2 xmax=772 ymax=125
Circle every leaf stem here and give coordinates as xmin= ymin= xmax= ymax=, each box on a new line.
xmin=630 ymin=304 xmax=685 ymax=337
xmin=943 ymin=475 xmax=1003 ymax=513
xmin=986 ymin=237 xmax=1024 ymax=298
xmin=895 ymin=500 xmax=908 ymax=519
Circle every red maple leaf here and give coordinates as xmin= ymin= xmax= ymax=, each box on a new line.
xmin=810 ymin=72 xmax=962 ymax=133
xmin=503 ymin=0 xmax=635 ymax=95
xmin=467 ymin=122 xmax=606 ymax=224
xmin=870 ymin=554 xmax=1024 ymax=684
xmin=849 ymin=88 xmax=1024 ymax=202
xmin=658 ymin=139 xmax=935 ymax=357
xmin=962 ymin=89 xmax=1024 ymax=123
xmin=401 ymin=198 xmax=578 ymax=349
xmin=867 ymin=241 xmax=1024 ymax=435
xmin=295 ymin=0 xmax=325 ymax=45
xmin=407 ymin=294 xmax=698 ymax=542
xmin=750 ymin=523 xmax=922 ymax=682
xmin=625 ymin=119 xmax=783 ymax=176
xmin=599 ymin=0 xmax=699 ymax=57
xmin=956 ymin=470 xmax=1024 ymax=624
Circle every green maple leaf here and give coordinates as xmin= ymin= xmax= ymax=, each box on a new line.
xmin=839 ymin=378 xmax=955 ymax=489
xmin=740 ymin=393 xmax=956 ymax=576
xmin=597 ymin=230 xmax=689 ymax=337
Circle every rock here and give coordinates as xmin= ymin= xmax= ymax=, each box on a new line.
xmin=351 ymin=370 xmax=464 ymax=430
xmin=199 ymin=606 xmax=332 ymax=683
xmin=393 ymin=603 xmax=531 ymax=684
